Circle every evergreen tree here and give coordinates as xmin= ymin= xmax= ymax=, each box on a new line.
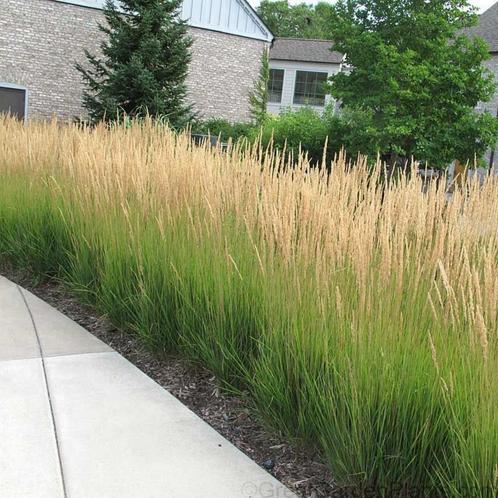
xmin=249 ymin=49 xmax=270 ymax=126
xmin=76 ymin=0 xmax=194 ymax=127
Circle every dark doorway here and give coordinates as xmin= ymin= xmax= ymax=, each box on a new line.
xmin=0 ymin=86 xmax=27 ymax=119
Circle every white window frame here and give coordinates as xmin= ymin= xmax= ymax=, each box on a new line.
xmin=0 ymin=82 xmax=29 ymax=120
xmin=293 ymin=70 xmax=328 ymax=107
xmin=268 ymin=68 xmax=285 ymax=104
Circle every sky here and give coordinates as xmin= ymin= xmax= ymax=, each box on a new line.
xmin=248 ymin=0 xmax=496 ymax=14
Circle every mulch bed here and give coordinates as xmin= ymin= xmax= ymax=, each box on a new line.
xmin=1 ymin=264 xmax=336 ymax=498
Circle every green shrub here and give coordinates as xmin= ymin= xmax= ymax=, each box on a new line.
xmin=261 ymin=107 xmax=332 ymax=164
xmin=325 ymin=106 xmax=383 ymax=162
xmin=193 ymin=108 xmax=366 ymax=167
xmin=193 ymin=118 xmax=256 ymax=143
xmin=259 ymin=106 xmax=376 ymax=167
xmin=194 ymin=109 xmax=344 ymax=166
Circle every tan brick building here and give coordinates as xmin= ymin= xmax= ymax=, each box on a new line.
xmin=0 ymin=0 xmax=273 ymax=122
xmin=465 ymin=1 xmax=498 ymax=169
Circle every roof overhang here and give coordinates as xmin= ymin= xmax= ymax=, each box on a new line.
xmin=51 ymin=0 xmax=273 ymax=43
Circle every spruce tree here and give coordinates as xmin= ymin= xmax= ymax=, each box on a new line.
xmin=76 ymin=0 xmax=194 ymax=128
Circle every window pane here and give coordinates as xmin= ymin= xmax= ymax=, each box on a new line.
xmin=293 ymin=71 xmax=328 ymax=106
xmin=0 ymin=87 xmax=26 ymax=119
xmin=268 ymin=69 xmax=284 ymax=103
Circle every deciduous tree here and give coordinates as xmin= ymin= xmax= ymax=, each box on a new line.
xmin=328 ymin=0 xmax=498 ymax=169
xmin=257 ymin=0 xmax=334 ymax=39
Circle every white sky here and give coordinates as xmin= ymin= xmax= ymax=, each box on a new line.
xmin=248 ymin=0 xmax=496 ymax=14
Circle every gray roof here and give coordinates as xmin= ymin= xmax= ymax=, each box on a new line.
xmin=465 ymin=1 xmax=498 ymax=52
xmin=270 ymin=38 xmax=343 ymax=64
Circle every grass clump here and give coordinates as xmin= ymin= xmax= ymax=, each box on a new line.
xmin=0 ymin=117 xmax=497 ymax=496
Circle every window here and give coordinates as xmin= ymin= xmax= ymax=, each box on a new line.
xmin=268 ymin=69 xmax=284 ymax=103
xmin=0 ymin=84 xmax=27 ymax=120
xmin=293 ymin=71 xmax=328 ymax=107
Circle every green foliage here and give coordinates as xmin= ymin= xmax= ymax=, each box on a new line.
xmin=327 ymin=0 xmax=498 ymax=169
xmin=195 ymin=108 xmax=336 ymax=165
xmin=249 ymin=49 xmax=270 ymax=126
xmin=257 ymin=0 xmax=334 ymax=39
xmin=195 ymin=107 xmax=373 ymax=166
xmin=193 ymin=118 xmax=257 ymax=143
xmin=258 ymin=106 xmax=391 ymax=166
xmin=75 ymin=0 xmax=194 ymax=127
xmin=260 ymin=107 xmax=331 ymax=163
xmin=326 ymin=106 xmax=385 ymax=160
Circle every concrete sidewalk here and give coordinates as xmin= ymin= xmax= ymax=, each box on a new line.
xmin=0 ymin=275 xmax=295 ymax=498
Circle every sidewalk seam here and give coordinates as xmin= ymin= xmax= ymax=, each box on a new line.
xmin=17 ymin=286 xmax=68 ymax=498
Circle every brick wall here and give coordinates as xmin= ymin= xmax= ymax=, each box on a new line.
xmin=0 ymin=0 xmax=104 ymax=120
xmin=0 ymin=0 xmax=264 ymax=122
xmin=187 ymin=27 xmax=265 ymax=122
